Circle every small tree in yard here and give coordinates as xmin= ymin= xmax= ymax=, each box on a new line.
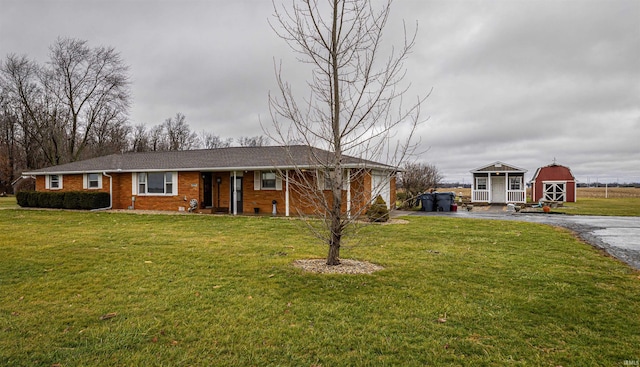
xmin=367 ymin=195 xmax=390 ymax=223
xmin=399 ymin=162 xmax=443 ymax=208
xmin=269 ymin=0 xmax=428 ymax=265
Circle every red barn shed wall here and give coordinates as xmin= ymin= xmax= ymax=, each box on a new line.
xmin=532 ymin=165 xmax=576 ymax=202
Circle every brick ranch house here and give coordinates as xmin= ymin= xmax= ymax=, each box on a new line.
xmin=22 ymin=145 xmax=397 ymax=216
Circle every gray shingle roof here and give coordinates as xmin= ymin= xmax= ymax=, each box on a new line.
xmin=470 ymin=161 xmax=527 ymax=173
xmin=23 ymin=145 xmax=395 ymax=175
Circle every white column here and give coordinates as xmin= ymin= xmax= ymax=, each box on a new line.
xmin=505 ymin=171 xmax=509 ymax=202
xmin=487 ymin=172 xmax=492 ymax=203
xmin=233 ymin=171 xmax=237 ymax=215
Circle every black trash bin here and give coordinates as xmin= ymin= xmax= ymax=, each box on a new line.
xmin=419 ymin=193 xmax=434 ymax=212
xmin=434 ymin=192 xmax=455 ymax=212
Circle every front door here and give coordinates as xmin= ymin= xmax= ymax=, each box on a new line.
xmin=491 ymin=176 xmax=506 ymax=203
xmin=231 ymin=176 xmax=243 ymax=214
xmin=202 ymin=173 xmax=213 ymax=208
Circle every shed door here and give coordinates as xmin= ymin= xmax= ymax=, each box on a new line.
xmin=543 ymin=182 xmax=566 ymax=202
xmin=491 ymin=176 xmax=506 ymax=203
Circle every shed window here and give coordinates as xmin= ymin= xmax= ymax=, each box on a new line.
xmin=509 ymin=177 xmax=522 ymax=190
xmin=476 ymin=177 xmax=487 ymax=190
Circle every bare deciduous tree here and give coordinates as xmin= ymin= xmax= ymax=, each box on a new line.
xmin=130 ymin=123 xmax=151 ymax=152
xmin=399 ymin=162 xmax=443 ymax=207
xmin=237 ymin=135 xmax=270 ymax=147
xmin=149 ymin=124 xmax=168 ymax=151
xmin=163 ymin=113 xmax=199 ymax=151
xmin=0 ymin=38 xmax=130 ymax=166
xmin=200 ymin=130 xmax=233 ymax=149
xmin=269 ymin=0 xmax=427 ymax=265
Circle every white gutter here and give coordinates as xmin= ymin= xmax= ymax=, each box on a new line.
xmin=21 ymin=163 xmax=398 ymax=176
xmin=91 ymin=172 xmax=113 ymax=211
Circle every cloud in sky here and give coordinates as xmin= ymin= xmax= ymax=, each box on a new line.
xmin=1 ymin=0 xmax=638 ymax=183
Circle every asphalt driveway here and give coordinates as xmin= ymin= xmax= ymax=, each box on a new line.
xmin=405 ymin=207 xmax=640 ymax=270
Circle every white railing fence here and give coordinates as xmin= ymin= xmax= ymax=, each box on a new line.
xmin=472 ymin=190 xmax=489 ymax=202
xmin=507 ymin=190 xmax=526 ymax=203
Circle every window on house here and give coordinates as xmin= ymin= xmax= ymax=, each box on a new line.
xmin=138 ymin=173 xmax=146 ymax=193
xmin=509 ymin=176 xmax=522 ymax=190
xmin=138 ymin=172 xmax=174 ymax=195
xmin=476 ymin=177 xmax=487 ymax=190
xmin=324 ymin=170 xmax=334 ymax=190
xmin=261 ymin=172 xmax=276 ymax=189
xmin=49 ymin=175 xmax=61 ymax=189
xmin=88 ymin=173 xmax=100 ymax=188
xmin=320 ymin=169 xmax=349 ymax=190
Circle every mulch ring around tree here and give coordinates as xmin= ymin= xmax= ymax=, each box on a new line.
xmin=293 ymin=259 xmax=384 ymax=274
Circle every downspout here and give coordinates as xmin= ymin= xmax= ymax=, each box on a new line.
xmin=91 ymin=172 xmax=113 ymax=211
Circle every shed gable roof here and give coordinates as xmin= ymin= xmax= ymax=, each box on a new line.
xmin=530 ymin=163 xmax=576 ymax=183
xmin=470 ymin=161 xmax=527 ymax=174
xmin=23 ymin=145 xmax=395 ymax=175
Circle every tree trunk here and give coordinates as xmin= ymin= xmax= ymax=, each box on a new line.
xmin=326 ymin=218 xmax=341 ymax=265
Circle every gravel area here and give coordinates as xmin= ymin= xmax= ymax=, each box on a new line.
xmin=293 ymin=258 xmax=384 ymax=274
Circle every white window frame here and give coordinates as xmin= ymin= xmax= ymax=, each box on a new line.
xmin=46 ymin=174 xmax=63 ymax=190
xmin=509 ymin=176 xmax=522 ymax=190
xmin=133 ymin=172 xmax=177 ymax=196
xmin=476 ymin=177 xmax=487 ymax=190
xmin=253 ymin=171 xmax=282 ymax=191
xmin=318 ymin=169 xmax=349 ymax=191
xmin=261 ymin=171 xmax=277 ymax=189
xmin=83 ymin=173 xmax=103 ymax=189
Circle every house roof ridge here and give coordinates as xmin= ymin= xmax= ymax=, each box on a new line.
xmin=21 ymin=145 xmax=395 ymax=175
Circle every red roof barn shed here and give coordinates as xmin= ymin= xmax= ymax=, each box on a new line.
xmin=530 ymin=163 xmax=577 ymax=203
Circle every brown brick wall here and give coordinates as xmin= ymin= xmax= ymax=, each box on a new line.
xmin=244 ymin=171 xmax=287 ymax=214
xmin=38 ymin=174 xmax=111 ymax=194
xmin=127 ymin=171 xmax=201 ymax=211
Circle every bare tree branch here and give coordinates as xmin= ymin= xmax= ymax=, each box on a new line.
xmin=268 ymin=0 xmax=428 ymax=265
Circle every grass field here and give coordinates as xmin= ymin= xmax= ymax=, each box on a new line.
xmin=0 ymin=196 xmax=18 ymax=209
xmin=1 ymin=209 xmax=639 ymax=366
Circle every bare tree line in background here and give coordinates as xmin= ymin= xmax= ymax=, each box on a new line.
xmin=0 ymin=38 xmax=268 ymax=193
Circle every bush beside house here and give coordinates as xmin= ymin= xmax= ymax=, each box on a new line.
xmin=367 ymin=195 xmax=390 ymax=222
xmin=17 ymin=191 xmax=110 ymax=210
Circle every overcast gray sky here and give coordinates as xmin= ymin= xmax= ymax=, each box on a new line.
xmin=1 ymin=0 xmax=638 ymax=183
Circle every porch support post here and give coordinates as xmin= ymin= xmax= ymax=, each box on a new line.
xmin=506 ymin=171 xmax=509 ymax=202
xmin=487 ymin=172 xmax=492 ymax=203
xmin=233 ymin=171 xmax=237 ymax=215
xmin=285 ymin=170 xmax=290 ymax=217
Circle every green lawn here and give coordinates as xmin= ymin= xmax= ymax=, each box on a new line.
xmin=1 ymin=209 xmax=638 ymax=366
xmin=0 ymin=196 xmax=17 ymax=209
xmin=553 ymin=197 xmax=640 ymax=216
